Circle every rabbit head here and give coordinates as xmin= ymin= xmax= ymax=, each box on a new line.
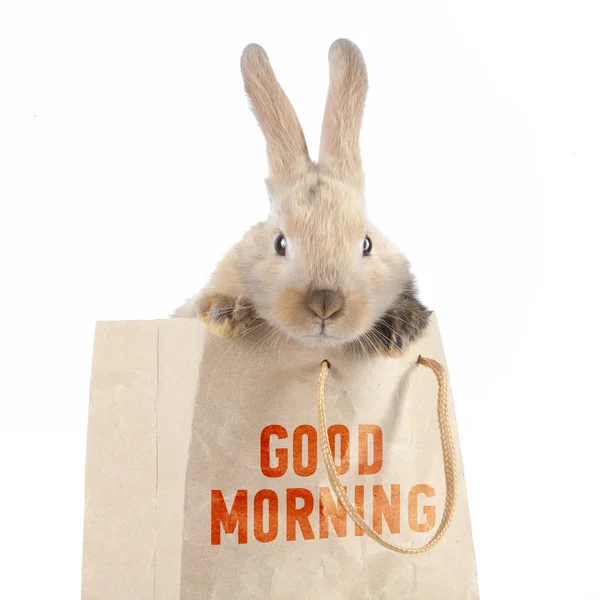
xmin=230 ymin=39 xmax=428 ymax=350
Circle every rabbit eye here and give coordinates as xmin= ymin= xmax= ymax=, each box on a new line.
xmin=363 ymin=236 xmax=373 ymax=256
xmin=274 ymin=233 xmax=287 ymax=256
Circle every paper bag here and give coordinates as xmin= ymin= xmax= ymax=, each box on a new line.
xmin=82 ymin=315 xmax=479 ymax=599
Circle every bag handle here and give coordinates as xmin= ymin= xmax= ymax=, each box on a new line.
xmin=317 ymin=355 xmax=457 ymax=554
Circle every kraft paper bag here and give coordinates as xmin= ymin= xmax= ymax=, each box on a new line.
xmin=82 ymin=315 xmax=479 ymax=599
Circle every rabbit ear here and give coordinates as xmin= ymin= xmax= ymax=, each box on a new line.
xmin=319 ymin=39 xmax=368 ymax=185
xmin=241 ymin=44 xmax=311 ymax=189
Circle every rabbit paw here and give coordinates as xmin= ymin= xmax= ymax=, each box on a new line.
xmin=198 ymin=293 xmax=256 ymax=338
xmin=371 ymin=294 xmax=432 ymax=356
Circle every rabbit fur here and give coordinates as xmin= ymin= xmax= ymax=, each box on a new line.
xmin=173 ymin=39 xmax=430 ymax=354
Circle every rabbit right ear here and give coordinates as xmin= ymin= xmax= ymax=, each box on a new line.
xmin=241 ymin=44 xmax=311 ymax=189
xmin=319 ymin=39 xmax=368 ymax=186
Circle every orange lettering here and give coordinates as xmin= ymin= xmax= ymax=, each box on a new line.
xmin=286 ymin=488 xmax=315 ymax=541
xmin=408 ymin=484 xmax=435 ymax=533
xmin=254 ymin=489 xmax=279 ymax=543
xmin=260 ymin=425 xmax=288 ymax=478
xmin=358 ymin=425 xmax=383 ymax=475
xmin=327 ymin=424 xmax=350 ymax=475
xmin=373 ymin=484 xmax=400 ymax=535
xmin=355 ymin=485 xmax=365 ymax=536
xmin=319 ymin=487 xmax=347 ymax=538
xmin=293 ymin=425 xmax=317 ymax=477
xmin=211 ymin=489 xmax=248 ymax=545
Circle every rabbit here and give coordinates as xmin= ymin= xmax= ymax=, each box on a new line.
xmin=173 ymin=39 xmax=430 ymax=354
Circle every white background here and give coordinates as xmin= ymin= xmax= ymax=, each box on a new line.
xmin=1 ymin=1 xmax=599 ymax=598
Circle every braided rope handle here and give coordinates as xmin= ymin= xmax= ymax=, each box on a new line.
xmin=317 ymin=355 xmax=457 ymax=554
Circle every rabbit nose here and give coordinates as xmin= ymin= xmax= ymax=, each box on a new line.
xmin=306 ymin=289 xmax=344 ymax=320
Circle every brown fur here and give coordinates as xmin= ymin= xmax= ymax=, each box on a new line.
xmin=241 ymin=44 xmax=310 ymax=189
xmin=173 ymin=40 xmax=430 ymax=353
xmin=319 ymin=39 xmax=369 ymax=186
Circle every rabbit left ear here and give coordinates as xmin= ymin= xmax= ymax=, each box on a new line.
xmin=241 ymin=44 xmax=311 ymax=189
xmin=318 ymin=39 xmax=368 ymax=186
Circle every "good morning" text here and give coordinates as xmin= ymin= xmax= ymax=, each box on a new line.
xmin=211 ymin=424 xmax=437 ymax=545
